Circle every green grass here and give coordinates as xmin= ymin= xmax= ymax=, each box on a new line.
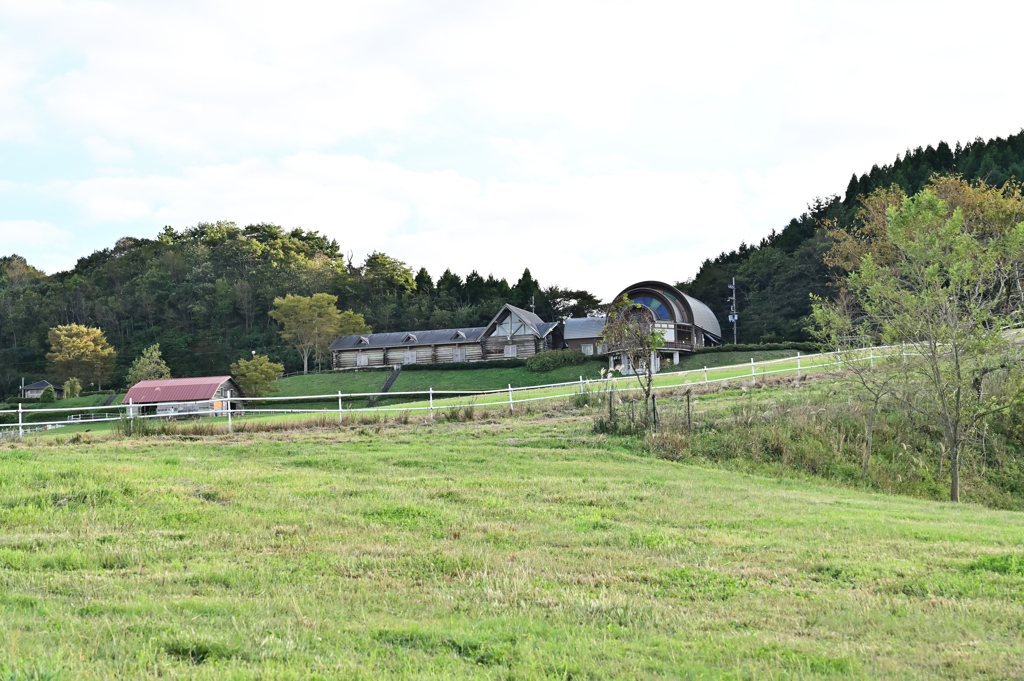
xmin=2 ymin=407 xmax=1024 ymax=678
xmin=672 ymin=349 xmax=801 ymax=371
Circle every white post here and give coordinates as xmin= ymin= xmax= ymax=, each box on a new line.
xmin=751 ymin=358 xmax=755 ymax=386
xmin=226 ymin=390 xmax=232 ymax=433
xmin=797 ymin=352 xmax=801 ymax=379
xmin=870 ymin=345 xmax=874 ymax=369
xmin=338 ymin=391 xmax=343 ymax=424
xmin=508 ymin=384 xmax=514 ymax=413
xmin=579 ymin=375 xmax=583 ymax=393
xmin=902 ymin=341 xmax=906 ymax=360
xmin=429 ymin=387 xmax=434 ymax=419
xmin=129 ymin=398 xmax=134 ymax=436
xmin=704 ymin=366 xmax=708 ymax=384
xmin=18 ymin=403 xmax=22 ymax=440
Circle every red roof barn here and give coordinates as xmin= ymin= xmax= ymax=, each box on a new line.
xmin=123 ymin=376 xmax=242 ymax=416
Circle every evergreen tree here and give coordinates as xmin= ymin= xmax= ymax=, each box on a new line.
xmin=126 ymin=344 xmax=171 ymax=387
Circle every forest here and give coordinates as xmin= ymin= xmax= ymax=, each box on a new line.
xmin=0 ymin=225 xmax=599 ymax=396
xmin=678 ymin=129 xmax=1024 ymax=342
xmin=3 ymin=129 xmax=1024 ymax=396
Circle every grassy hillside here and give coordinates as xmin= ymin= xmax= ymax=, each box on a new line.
xmin=1 ymin=415 xmax=1023 ymax=678
xmin=272 ymin=361 xmax=607 ymax=410
xmin=671 ymin=348 xmax=801 ymax=372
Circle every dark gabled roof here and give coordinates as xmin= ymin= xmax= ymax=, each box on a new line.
xmin=482 ymin=303 xmax=552 ymax=338
xmin=22 ymin=380 xmax=58 ymax=390
xmin=329 ymin=327 xmax=487 ymax=351
xmin=535 ymin=321 xmax=559 ymax=338
xmin=564 ymin=316 xmax=607 ymax=339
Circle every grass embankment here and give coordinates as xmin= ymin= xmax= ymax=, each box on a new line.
xmin=269 ymin=361 xmax=607 ymax=411
xmin=2 ymin=413 xmax=1023 ymax=679
xmin=672 ymin=348 xmax=801 ymax=371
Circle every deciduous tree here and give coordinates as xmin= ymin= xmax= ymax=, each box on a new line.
xmin=230 ymin=355 xmax=284 ymax=397
xmin=45 ymin=324 xmax=116 ymax=389
xmin=815 ymin=184 xmax=1024 ymax=502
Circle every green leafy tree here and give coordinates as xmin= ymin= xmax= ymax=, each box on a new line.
xmin=125 ymin=343 xmax=171 ymax=387
xmin=602 ymin=294 xmax=665 ymax=420
xmin=63 ymin=377 xmax=82 ymax=399
xmin=45 ymin=324 xmax=117 ymax=389
xmin=230 ymin=355 xmax=284 ymax=397
xmin=268 ymin=294 xmax=346 ymax=374
xmin=814 ymin=183 xmax=1024 ymax=502
xmin=39 ymin=385 xmax=56 ymax=403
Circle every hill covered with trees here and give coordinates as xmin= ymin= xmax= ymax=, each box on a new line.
xmin=678 ymin=130 xmax=1024 ymax=342
xmin=0 ymin=224 xmax=599 ymax=396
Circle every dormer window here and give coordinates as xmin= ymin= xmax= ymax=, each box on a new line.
xmin=357 ymin=336 xmax=370 ymax=345
xmin=453 ymin=330 xmax=466 ymax=340
xmin=403 ymin=333 xmax=418 ymax=343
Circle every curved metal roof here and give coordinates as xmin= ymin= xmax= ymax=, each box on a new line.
xmin=615 ymin=280 xmax=722 ymax=339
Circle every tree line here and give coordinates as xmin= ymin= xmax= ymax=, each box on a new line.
xmin=679 ymin=130 xmax=1024 ymax=343
xmin=0 ymin=222 xmax=600 ymax=398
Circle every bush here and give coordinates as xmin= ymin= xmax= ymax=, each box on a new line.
xmin=526 ymin=349 xmax=589 ymax=373
xmin=696 ymin=342 xmax=820 ymax=355
xmin=39 ymin=386 xmax=56 ymax=404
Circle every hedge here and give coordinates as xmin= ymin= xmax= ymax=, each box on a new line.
xmin=695 ymin=342 xmax=821 ymax=355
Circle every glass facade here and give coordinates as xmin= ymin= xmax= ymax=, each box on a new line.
xmin=630 ymin=295 xmax=671 ymax=320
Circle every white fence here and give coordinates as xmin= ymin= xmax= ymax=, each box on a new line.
xmin=0 ymin=345 xmax=910 ymax=439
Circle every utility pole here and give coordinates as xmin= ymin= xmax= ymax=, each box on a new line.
xmin=530 ymin=295 xmax=536 ymax=314
xmin=727 ymin=277 xmax=738 ymax=345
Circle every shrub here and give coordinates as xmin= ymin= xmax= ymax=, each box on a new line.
xmin=526 ymin=349 xmax=589 ymax=373
xmin=39 ymin=386 xmax=56 ymax=404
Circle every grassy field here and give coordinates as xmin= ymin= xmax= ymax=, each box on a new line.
xmin=673 ymin=349 xmax=801 ymax=371
xmin=1 ymin=405 xmax=1023 ymax=679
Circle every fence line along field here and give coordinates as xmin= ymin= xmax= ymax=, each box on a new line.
xmin=2 ymin=402 xmax=1024 ymax=679
xmin=1 ymin=348 xmax=848 ymax=437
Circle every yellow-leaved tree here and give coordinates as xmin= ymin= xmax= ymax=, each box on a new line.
xmin=46 ymin=324 xmax=117 ymax=390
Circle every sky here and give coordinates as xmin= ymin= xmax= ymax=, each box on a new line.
xmin=1 ymin=0 xmax=1022 ymax=300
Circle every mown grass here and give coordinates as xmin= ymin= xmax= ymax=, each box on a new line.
xmin=671 ymin=349 xmax=802 ymax=372
xmin=1 ymin=406 xmax=1023 ymax=679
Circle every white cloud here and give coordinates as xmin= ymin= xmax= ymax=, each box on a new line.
xmin=47 ymin=153 xmax=814 ymax=298
xmin=3 ymin=0 xmax=1024 ymax=293
xmin=0 ymin=220 xmax=77 ymax=272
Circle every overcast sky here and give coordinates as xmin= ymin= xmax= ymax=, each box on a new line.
xmin=1 ymin=0 xmax=1022 ymax=300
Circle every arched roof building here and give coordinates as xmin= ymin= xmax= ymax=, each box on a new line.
xmin=563 ymin=280 xmax=722 ymax=369
xmin=615 ymin=280 xmax=722 ymax=345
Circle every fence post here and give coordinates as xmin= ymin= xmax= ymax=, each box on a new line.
xmin=227 ymin=390 xmax=232 ymax=434
xmin=18 ymin=403 xmax=22 ymax=441
xmin=508 ymin=384 xmax=514 ymax=413
xmin=870 ymin=345 xmax=874 ymax=369
xmin=338 ymin=391 xmax=343 ymax=424
xmin=704 ymin=366 xmax=708 ymax=384
xmin=429 ymin=388 xmax=434 ymax=419
xmin=797 ymin=352 xmax=801 ymax=379
xmin=129 ymin=398 xmax=134 ymax=436
xmin=579 ymin=375 xmax=583 ymax=393
xmin=751 ymin=358 xmax=755 ymax=386
xmin=686 ymin=392 xmax=691 ymax=431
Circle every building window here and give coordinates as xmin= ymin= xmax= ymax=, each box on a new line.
xmin=496 ymin=311 xmax=528 ymax=337
xmin=504 ymin=345 xmax=517 ymax=358
xmin=581 ymin=344 xmax=594 ymax=356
